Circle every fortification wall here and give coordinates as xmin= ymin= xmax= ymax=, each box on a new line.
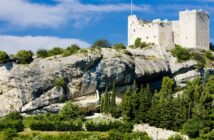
xmin=158 ymin=22 xmax=174 ymax=50
xmin=172 ymin=21 xmax=180 ymax=45
xmin=128 ymin=15 xmax=174 ymax=50
xmin=128 ymin=15 xmax=159 ymax=46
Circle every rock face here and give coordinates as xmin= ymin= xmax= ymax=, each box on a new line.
xmin=134 ymin=124 xmax=189 ymax=140
xmin=0 ymin=46 xmax=212 ymax=116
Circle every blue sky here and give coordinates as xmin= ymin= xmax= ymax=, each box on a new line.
xmin=0 ymin=0 xmax=213 ymax=53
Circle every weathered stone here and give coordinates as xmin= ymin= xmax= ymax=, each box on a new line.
xmin=134 ymin=124 xmax=189 ymax=140
xmin=0 ymin=48 xmax=211 ymax=116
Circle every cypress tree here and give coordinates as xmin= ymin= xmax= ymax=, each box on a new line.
xmin=136 ymin=85 xmax=144 ymax=122
xmin=131 ymin=81 xmax=139 ymax=120
xmin=103 ymin=86 xmax=109 ymax=113
xmin=121 ymin=87 xmax=132 ymax=121
xmin=110 ymin=81 xmax=116 ymax=114
xmin=139 ymin=84 xmax=152 ymax=123
xmin=147 ymin=90 xmax=161 ymax=127
xmin=158 ymin=77 xmax=175 ymax=129
xmin=100 ymin=97 xmax=104 ymax=113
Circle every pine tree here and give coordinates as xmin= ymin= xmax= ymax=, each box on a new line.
xmin=110 ymin=81 xmax=116 ymax=114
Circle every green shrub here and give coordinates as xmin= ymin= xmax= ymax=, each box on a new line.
xmin=123 ymin=132 xmax=151 ymax=140
xmin=55 ymin=120 xmax=82 ymax=131
xmin=108 ymin=130 xmax=151 ymax=140
xmin=2 ymin=128 xmax=17 ymax=140
xmin=85 ymin=120 xmax=131 ymax=132
xmin=62 ymin=50 xmax=71 ymax=57
xmin=48 ymin=47 xmax=64 ymax=56
xmin=29 ymin=121 xmax=55 ymax=131
xmin=62 ymin=45 xmax=80 ymax=57
xmin=1 ymin=120 xmax=23 ymax=132
xmin=205 ymin=50 xmax=213 ymax=60
xmin=117 ymin=122 xmax=133 ymax=133
xmin=60 ymin=101 xmax=82 ymax=119
xmin=199 ymin=130 xmax=214 ymax=140
xmin=113 ymin=43 xmax=126 ymax=51
xmin=0 ymin=120 xmax=23 ymax=132
xmin=54 ymin=77 xmax=65 ymax=89
xmin=111 ymin=107 xmax=122 ymax=118
xmin=36 ymin=49 xmax=49 ymax=58
xmin=0 ymin=112 xmax=23 ymax=132
xmin=191 ymin=52 xmax=206 ymax=69
xmin=29 ymin=120 xmax=82 ymax=131
xmin=66 ymin=45 xmax=80 ymax=53
xmin=134 ymin=38 xmax=142 ymax=48
xmin=13 ymin=131 xmax=108 ymax=140
xmin=5 ymin=112 xmax=23 ymax=120
xmin=123 ymin=50 xmax=133 ymax=56
xmin=171 ymin=45 xmax=191 ymax=62
xmin=128 ymin=45 xmax=135 ymax=49
xmin=0 ymin=51 xmax=9 ymax=63
xmin=108 ymin=129 xmax=124 ymax=140
xmin=168 ymin=134 xmax=183 ymax=140
xmin=16 ymin=50 xmax=33 ymax=64
xmin=141 ymin=42 xmax=149 ymax=48
xmin=91 ymin=39 xmax=111 ymax=49
xmin=133 ymin=38 xmax=149 ymax=49
xmin=182 ymin=119 xmax=203 ymax=138
xmin=79 ymin=49 xmax=88 ymax=54
xmin=85 ymin=120 xmax=115 ymax=131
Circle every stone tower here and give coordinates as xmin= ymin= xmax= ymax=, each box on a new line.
xmin=179 ymin=10 xmax=210 ymax=50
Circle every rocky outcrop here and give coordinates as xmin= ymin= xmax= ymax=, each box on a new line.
xmin=0 ymin=46 xmax=212 ymax=116
xmin=134 ymin=124 xmax=189 ymax=140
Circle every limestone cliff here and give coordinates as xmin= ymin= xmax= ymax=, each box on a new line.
xmin=0 ymin=46 xmax=213 ymax=116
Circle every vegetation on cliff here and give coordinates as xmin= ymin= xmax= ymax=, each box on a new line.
xmin=172 ymin=44 xmax=213 ymax=68
xmin=0 ymin=51 xmax=9 ymax=63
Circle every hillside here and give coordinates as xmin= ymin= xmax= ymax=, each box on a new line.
xmin=0 ymin=44 xmax=213 ymax=116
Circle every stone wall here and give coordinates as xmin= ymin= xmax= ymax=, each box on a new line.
xmin=158 ymin=21 xmax=174 ymax=50
xmin=172 ymin=21 xmax=180 ymax=45
xmin=128 ymin=15 xmax=159 ymax=46
xmin=128 ymin=15 xmax=174 ymax=50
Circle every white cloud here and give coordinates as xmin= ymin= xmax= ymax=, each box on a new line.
xmin=0 ymin=35 xmax=90 ymax=54
xmin=0 ymin=0 xmax=151 ymax=28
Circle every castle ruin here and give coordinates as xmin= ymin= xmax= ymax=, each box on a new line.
xmin=128 ymin=10 xmax=210 ymax=50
